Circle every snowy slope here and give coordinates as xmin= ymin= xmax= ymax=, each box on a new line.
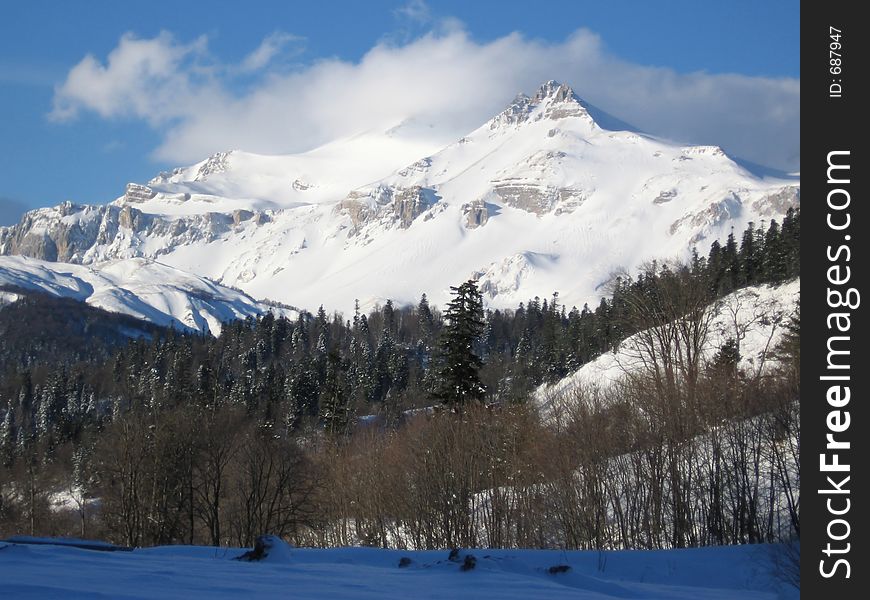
xmin=0 ymin=81 xmax=799 ymax=317
xmin=138 ymin=123 xmax=448 ymax=217
xmin=0 ymin=539 xmax=797 ymax=599
xmin=0 ymin=255 xmax=294 ymax=334
xmin=536 ymin=279 xmax=800 ymax=419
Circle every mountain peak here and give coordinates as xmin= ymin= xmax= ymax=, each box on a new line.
xmin=532 ymin=80 xmax=579 ymax=104
xmin=490 ymin=80 xmax=591 ymax=129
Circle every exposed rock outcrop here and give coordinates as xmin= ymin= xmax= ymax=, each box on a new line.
xmin=492 ymin=182 xmax=585 ymax=216
xmin=292 ymin=179 xmax=312 ymax=191
xmin=462 ymin=200 xmax=490 ymax=228
xmin=336 ymin=185 xmax=439 ymax=235
xmin=751 ymin=186 xmax=800 ymax=217
xmin=149 ymin=167 xmax=185 ymax=185
xmin=0 ymin=202 xmax=264 ymax=264
xmin=195 ymin=151 xmax=231 ymax=181
xmin=124 ymin=183 xmax=156 ymax=203
xmin=653 ymin=190 xmax=677 ymax=205
xmin=669 ymin=193 xmax=743 ymax=239
xmin=489 ymin=80 xmax=591 ymax=130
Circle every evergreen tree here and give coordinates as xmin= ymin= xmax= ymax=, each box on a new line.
xmin=240 ymin=349 xmax=258 ymax=413
xmin=319 ymin=352 xmax=352 ymax=436
xmin=194 ymin=363 xmax=214 ymax=407
xmin=762 ymin=220 xmax=788 ymax=281
xmin=417 ymin=294 xmax=434 ymax=337
xmin=291 ymin=315 xmax=310 ymax=360
xmin=372 ymin=327 xmax=394 ymax=403
xmin=722 ymin=231 xmax=740 ymax=293
xmin=382 ymin=299 xmax=396 ymax=337
xmin=512 ymin=331 xmax=535 ymax=392
xmin=0 ymin=407 xmax=14 ymax=466
xmin=593 ymin=297 xmax=612 ymax=352
xmin=706 ymin=240 xmax=725 ymax=296
xmin=433 ymin=280 xmax=486 ymax=407
xmin=36 ymin=390 xmax=50 ymax=440
xmin=285 ymin=365 xmax=317 ymax=428
xmin=738 ymin=223 xmax=761 ymax=285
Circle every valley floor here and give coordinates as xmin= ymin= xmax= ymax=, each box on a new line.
xmin=0 ymin=539 xmax=798 ymax=599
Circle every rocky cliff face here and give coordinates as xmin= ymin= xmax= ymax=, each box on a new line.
xmin=0 ymin=201 xmax=269 ymax=264
xmin=751 ymin=186 xmax=800 ymax=217
xmin=336 ymin=185 xmax=440 ymax=236
xmin=0 ymin=202 xmax=114 ymax=262
xmin=490 ymin=181 xmax=586 ymax=216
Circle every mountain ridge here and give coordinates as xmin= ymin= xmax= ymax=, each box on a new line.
xmin=0 ymin=255 xmax=296 ymax=334
xmin=0 ymin=80 xmax=799 ymax=326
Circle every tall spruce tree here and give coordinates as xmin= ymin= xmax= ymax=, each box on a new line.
xmin=738 ymin=223 xmax=761 ymax=285
xmin=722 ymin=230 xmax=740 ymax=294
xmin=434 ymin=280 xmax=486 ymax=407
xmin=0 ymin=407 xmax=14 ymax=466
xmin=319 ymin=352 xmax=352 ymax=436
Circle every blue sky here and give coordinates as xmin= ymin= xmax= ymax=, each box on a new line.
xmin=0 ymin=1 xmax=799 ymax=225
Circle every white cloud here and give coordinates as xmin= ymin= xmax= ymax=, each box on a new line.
xmin=50 ymin=26 xmax=800 ymax=172
xmin=238 ymin=31 xmax=303 ymax=73
xmin=49 ymin=31 xmax=214 ymax=124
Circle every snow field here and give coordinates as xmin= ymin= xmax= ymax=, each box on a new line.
xmin=0 ymin=539 xmax=797 ymax=599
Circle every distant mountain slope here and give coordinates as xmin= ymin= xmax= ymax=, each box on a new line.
xmin=0 ymin=288 xmax=164 ymax=373
xmin=0 ymin=81 xmax=798 ymax=317
xmin=0 ymin=256 xmax=295 ymax=334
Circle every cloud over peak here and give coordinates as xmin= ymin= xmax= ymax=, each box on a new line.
xmin=50 ymin=26 xmax=799 ymax=171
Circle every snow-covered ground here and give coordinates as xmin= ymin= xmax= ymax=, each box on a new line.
xmin=536 ymin=279 xmax=800 ymax=421
xmin=0 ymin=538 xmax=797 ymax=599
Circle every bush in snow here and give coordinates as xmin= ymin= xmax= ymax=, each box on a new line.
xmin=460 ymin=554 xmax=477 ymax=571
xmin=234 ymin=535 xmax=293 ymax=562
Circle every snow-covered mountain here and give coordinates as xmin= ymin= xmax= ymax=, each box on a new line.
xmin=0 ymin=255 xmax=294 ymax=334
xmin=0 ymin=81 xmax=799 ymax=325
